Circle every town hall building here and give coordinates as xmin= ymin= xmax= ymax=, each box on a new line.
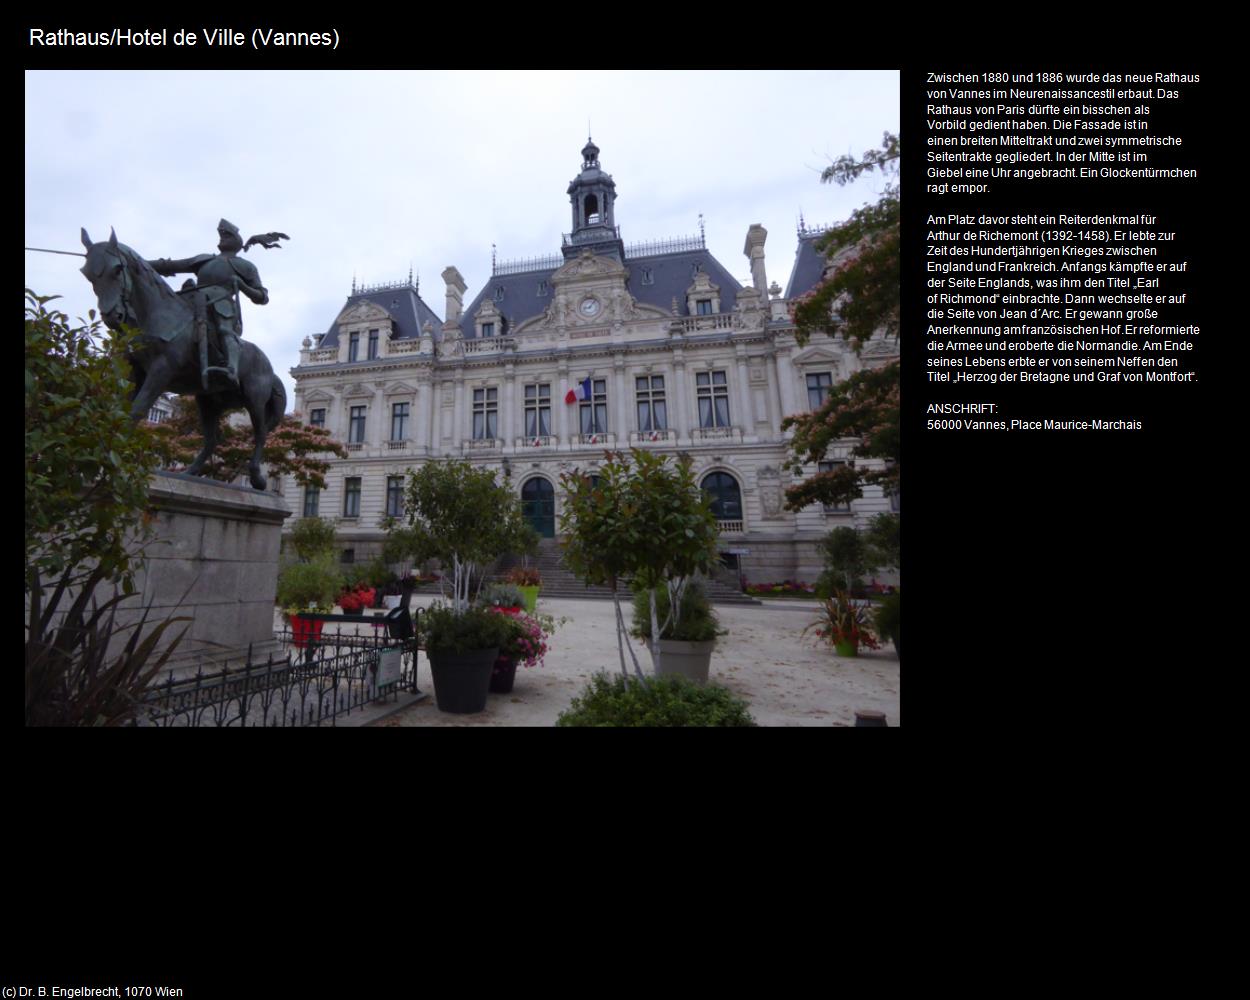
xmin=284 ymin=138 xmax=898 ymax=584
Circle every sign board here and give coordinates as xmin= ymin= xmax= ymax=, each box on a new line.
xmin=375 ymin=647 xmax=403 ymax=688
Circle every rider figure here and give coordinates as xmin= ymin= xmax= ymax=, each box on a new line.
xmin=148 ymin=219 xmax=268 ymax=389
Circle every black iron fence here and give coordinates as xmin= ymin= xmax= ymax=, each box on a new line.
xmin=135 ymin=609 xmax=424 ymax=727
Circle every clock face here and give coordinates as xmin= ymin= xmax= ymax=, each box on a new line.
xmin=579 ymin=297 xmax=601 ymax=317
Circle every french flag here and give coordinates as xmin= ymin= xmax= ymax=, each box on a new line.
xmin=564 ymin=377 xmax=592 ymax=405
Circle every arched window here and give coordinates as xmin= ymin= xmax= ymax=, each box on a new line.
xmin=701 ymin=472 xmax=742 ymax=521
xmin=585 ymin=194 xmax=600 ymax=225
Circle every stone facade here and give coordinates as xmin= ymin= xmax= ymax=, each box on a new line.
xmin=285 ymin=140 xmax=899 ymax=585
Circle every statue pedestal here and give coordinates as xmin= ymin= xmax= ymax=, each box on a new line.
xmin=112 ymin=472 xmax=292 ymax=675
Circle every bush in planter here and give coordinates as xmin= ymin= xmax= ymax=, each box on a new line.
xmin=874 ymin=591 xmax=900 ymax=653
xmin=481 ymin=582 xmax=525 ymax=610
xmin=556 ymin=674 xmax=757 ymax=728
xmin=804 ymin=591 xmax=880 ymax=654
xmin=506 ymin=567 xmax=541 ymax=588
xmin=276 ymin=557 xmax=342 ymax=617
xmin=288 ymin=517 xmax=338 ymax=563
xmin=420 ymin=603 xmax=514 ymax=656
xmin=630 ymin=581 xmax=725 ymax=643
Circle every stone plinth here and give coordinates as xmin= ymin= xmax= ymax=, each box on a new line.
xmin=112 ymin=472 xmax=291 ymax=674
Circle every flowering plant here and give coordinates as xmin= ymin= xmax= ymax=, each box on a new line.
xmin=337 ymin=585 xmax=376 ymax=614
xmin=506 ymin=566 xmax=541 ymax=587
xmin=803 ymin=591 xmax=880 ymax=651
xmin=490 ymin=610 xmax=565 ymax=668
xmin=745 ymin=580 xmax=816 ymax=596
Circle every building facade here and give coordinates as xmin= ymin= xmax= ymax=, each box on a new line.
xmin=284 ymin=139 xmax=898 ymax=582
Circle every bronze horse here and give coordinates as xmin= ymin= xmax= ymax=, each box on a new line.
xmin=79 ymin=228 xmax=286 ymax=490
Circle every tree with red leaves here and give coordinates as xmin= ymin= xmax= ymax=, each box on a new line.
xmin=148 ymin=396 xmax=348 ymax=490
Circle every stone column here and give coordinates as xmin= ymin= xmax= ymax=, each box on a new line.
xmin=671 ymin=352 xmax=690 ymax=443
xmin=734 ymin=347 xmax=754 ymax=441
xmin=775 ymin=346 xmax=799 ymax=422
xmin=503 ymin=362 xmax=516 ymax=447
xmin=763 ymin=349 xmax=783 ymax=438
xmin=612 ymin=354 xmax=627 ymax=443
xmin=372 ymin=381 xmax=386 ymax=449
xmin=453 ymin=370 xmax=466 ymax=454
xmin=557 ymin=360 xmax=570 ymax=448
xmin=414 ymin=372 xmax=430 ymax=454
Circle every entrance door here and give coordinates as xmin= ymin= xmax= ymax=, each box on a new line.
xmin=521 ymin=477 xmax=555 ymax=538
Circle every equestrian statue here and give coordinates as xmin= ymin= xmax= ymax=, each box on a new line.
xmin=79 ymin=220 xmax=289 ymax=490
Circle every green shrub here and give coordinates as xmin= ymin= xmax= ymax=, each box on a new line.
xmin=630 ymin=581 xmax=724 ymax=643
xmin=276 ymin=556 xmax=342 ymax=613
xmin=556 ymin=673 xmax=756 ymax=727
xmin=289 ymin=517 xmax=338 ymax=563
xmin=874 ymin=591 xmax=900 ymax=645
xmin=480 ymin=582 xmax=525 ymax=608
xmin=421 ymin=603 xmax=515 ymax=656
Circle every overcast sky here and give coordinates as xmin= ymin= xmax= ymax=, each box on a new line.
xmin=26 ymin=70 xmax=899 ymax=407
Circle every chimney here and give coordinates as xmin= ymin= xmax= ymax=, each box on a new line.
xmin=442 ymin=266 xmax=466 ymax=324
xmin=743 ymin=224 xmax=768 ymax=295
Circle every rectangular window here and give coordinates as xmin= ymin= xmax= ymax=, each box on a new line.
xmin=579 ymin=379 xmax=608 ymax=435
xmin=303 ymin=486 xmax=320 ymax=517
xmin=367 ymin=329 xmax=379 ymax=359
xmin=349 ymin=406 xmax=366 ymax=443
xmin=696 ymin=299 xmax=713 ymax=316
xmin=472 ymin=387 xmax=498 ymax=440
xmin=481 ymin=322 xmax=495 ymax=338
xmin=524 ymin=383 xmax=551 ymax=437
xmin=340 ymin=548 xmax=355 ymax=564
xmin=386 ymin=476 xmax=405 ymax=518
xmin=635 ymin=375 xmax=667 ymax=432
xmin=348 ymin=331 xmax=360 ymax=362
xmin=391 ymin=402 xmax=409 ymax=441
xmin=309 ymin=408 xmax=326 ymax=428
xmin=807 ymin=372 xmax=834 ymax=410
xmin=818 ymin=461 xmax=851 ymax=513
xmin=696 ymin=371 xmax=731 ymax=428
xmin=343 ymin=477 xmax=361 ymax=518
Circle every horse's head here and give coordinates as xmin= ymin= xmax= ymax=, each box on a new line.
xmin=80 ymin=227 xmax=137 ymax=330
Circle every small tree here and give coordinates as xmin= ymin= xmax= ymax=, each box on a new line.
xmin=288 ymin=516 xmax=338 ymax=563
xmin=25 ymin=291 xmax=159 ymax=593
xmin=399 ymin=460 xmax=521 ymax=614
xmin=560 ymin=449 xmax=720 ymax=679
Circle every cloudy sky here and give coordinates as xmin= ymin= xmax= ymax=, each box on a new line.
xmin=25 ymin=70 xmax=899 ymax=407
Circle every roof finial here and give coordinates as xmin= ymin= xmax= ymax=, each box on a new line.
xmin=351 ymin=271 xmax=357 ymax=295
xmin=698 ymin=213 xmax=706 ymax=246
xmin=492 ymin=243 xmax=497 ymax=271
xmin=798 ymin=209 xmax=806 ymax=235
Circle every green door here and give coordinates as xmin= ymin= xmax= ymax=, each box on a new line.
xmin=522 ymin=476 xmax=555 ymax=538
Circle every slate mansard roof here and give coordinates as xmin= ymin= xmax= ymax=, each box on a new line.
xmin=785 ymin=228 xmax=832 ymax=301
xmin=457 ymin=246 xmax=745 ymax=340
xmin=318 ymin=283 xmax=444 ymax=350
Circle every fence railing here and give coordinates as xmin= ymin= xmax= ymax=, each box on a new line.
xmin=135 ymin=611 xmax=423 ymax=727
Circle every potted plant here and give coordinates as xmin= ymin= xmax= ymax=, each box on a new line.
xmin=480 ymin=581 xmax=525 ymax=613
xmin=630 ymin=581 xmax=725 ymax=684
xmin=874 ymin=591 xmax=900 ymax=658
xmin=276 ymin=556 xmax=342 ymax=647
xmin=394 ymin=460 xmax=529 ymax=712
xmin=560 ymin=449 xmax=720 ymax=681
xmin=506 ymin=566 xmax=542 ymax=613
xmin=487 ymin=610 xmax=562 ymax=693
xmin=556 ymin=674 xmax=757 ymax=727
xmin=804 ymin=589 xmax=881 ymax=657
xmin=420 ymin=603 xmax=514 ymax=712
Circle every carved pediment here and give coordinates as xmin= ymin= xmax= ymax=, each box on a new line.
xmin=335 ymin=300 xmax=391 ymax=325
xmin=344 ymin=383 xmax=369 ymax=399
xmin=551 ymin=252 xmax=628 ymax=283
xmin=385 ymin=381 xmax=418 ymax=395
xmin=304 ymin=388 xmax=335 ymax=403
xmin=791 ymin=346 xmax=844 ymax=367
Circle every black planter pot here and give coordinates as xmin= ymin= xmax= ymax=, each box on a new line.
xmin=428 ymin=647 xmax=498 ymax=713
xmin=490 ymin=656 xmax=518 ymax=694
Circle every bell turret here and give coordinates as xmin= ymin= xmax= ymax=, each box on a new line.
xmin=563 ymin=135 xmax=624 ymax=262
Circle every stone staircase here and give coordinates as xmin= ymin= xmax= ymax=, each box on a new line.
xmin=495 ymin=539 xmax=760 ymax=606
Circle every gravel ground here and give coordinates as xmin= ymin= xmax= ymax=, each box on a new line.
xmin=368 ymin=595 xmax=900 ymax=727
